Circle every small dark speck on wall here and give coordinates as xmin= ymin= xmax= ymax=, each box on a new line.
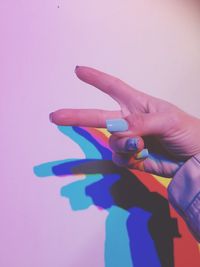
xmin=57 ymin=5 xmax=60 ymax=8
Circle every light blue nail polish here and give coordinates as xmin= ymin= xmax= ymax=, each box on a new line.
xmin=136 ymin=149 xmax=149 ymax=159
xmin=106 ymin=119 xmax=128 ymax=132
xmin=125 ymin=138 xmax=139 ymax=151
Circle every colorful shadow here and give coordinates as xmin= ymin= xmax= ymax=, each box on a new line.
xmin=34 ymin=126 xmax=200 ymax=267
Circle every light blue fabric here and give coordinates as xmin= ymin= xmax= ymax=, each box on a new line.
xmin=168 ymin=152 xmax=200 ymax=242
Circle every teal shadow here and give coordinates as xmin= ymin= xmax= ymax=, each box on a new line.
xmin=34 ymin=126 xmax=180 ymax=267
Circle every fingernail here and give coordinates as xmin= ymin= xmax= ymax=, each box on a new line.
xmin=49 ymin=112 xmax=54 ymax=123
xmin=106 ymin=119 xmax=129 ymax=132
xmin=135 ymin=149 xmax=149 ymax=159
xmin=125 ymin=138 xmax=139 ymax=152
xmin=75 ymin=65 xmax=80 ymax=73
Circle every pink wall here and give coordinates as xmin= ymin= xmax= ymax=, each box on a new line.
xmin=1 ymin=1 xmax=200 ymax=266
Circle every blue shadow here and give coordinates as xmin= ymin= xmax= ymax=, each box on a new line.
xmin=34 ymin=126 xmax=180 ymax=267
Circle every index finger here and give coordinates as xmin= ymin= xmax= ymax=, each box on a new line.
xmin=75 ymin=66 xmax=146 ymax=106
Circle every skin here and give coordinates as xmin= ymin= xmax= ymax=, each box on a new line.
xmin=50 ymin=66 xmax=200 ymax=178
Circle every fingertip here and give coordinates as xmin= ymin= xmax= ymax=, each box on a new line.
xmin=49 ymin=112 xmax=60 ymax=124
xmin=49 ymin=110 xmax=65 ymax=125
xmin=74 ymin=65 xmax=89 ymax=75
xmin=74 ymin=65 xmax=80 ymax=74
xmin=125 ymin=137 xmax=144 ymax=152
xmin=49 ymin=112 xmax=54 ymax=123
xmin=135 ymin=148 xmax=149 ymax=159
xmin=109 ymin=135 xmax=144 ymax=154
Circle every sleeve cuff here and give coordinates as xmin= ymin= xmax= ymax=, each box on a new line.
xmin=168 ymin=153 xmax=200 ymax=242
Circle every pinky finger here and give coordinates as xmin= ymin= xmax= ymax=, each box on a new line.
xmin=112 ymin=149 xmax=149 ymax=171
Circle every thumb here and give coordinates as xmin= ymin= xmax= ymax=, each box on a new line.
xmin=127 ymin=112 xmax=170 ymax=137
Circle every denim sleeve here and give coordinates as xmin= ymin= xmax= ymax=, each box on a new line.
xmin=168 ymin=153 xmax=200 ymax=242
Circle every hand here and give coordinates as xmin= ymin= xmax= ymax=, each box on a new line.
xmin=50 ymin=66 xmax=200 ymax=178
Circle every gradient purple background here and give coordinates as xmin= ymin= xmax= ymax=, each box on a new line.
xmin=1 ymin=1 xmax=200 ymax=266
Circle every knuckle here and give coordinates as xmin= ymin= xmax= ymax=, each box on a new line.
xmin=108 ymin=136 xmax=113 ymax=149
xmin=166 ymin=111 xmax=182 ymax=128
xmin=108 ymin=135 xmax=118 ymax=150
xmin=126 ymin=114 xmax=144 ymax=130
xmin=112 ymin=153 xmax=125 ymax=167
xmin=96 ymin=109 xmax=104 ymax=125
xmin=107 ymin=77 xmax=122 ymax=93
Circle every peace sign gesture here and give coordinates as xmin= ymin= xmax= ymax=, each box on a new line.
xmin=50 ymin=66 xmax=200 ymax=178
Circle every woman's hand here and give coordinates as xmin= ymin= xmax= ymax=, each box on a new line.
xmin=50 ymin=66 xmax=200 ymax=178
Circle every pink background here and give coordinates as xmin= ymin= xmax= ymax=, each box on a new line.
xmin=1 ymin=1 xmax=200 ymax=266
